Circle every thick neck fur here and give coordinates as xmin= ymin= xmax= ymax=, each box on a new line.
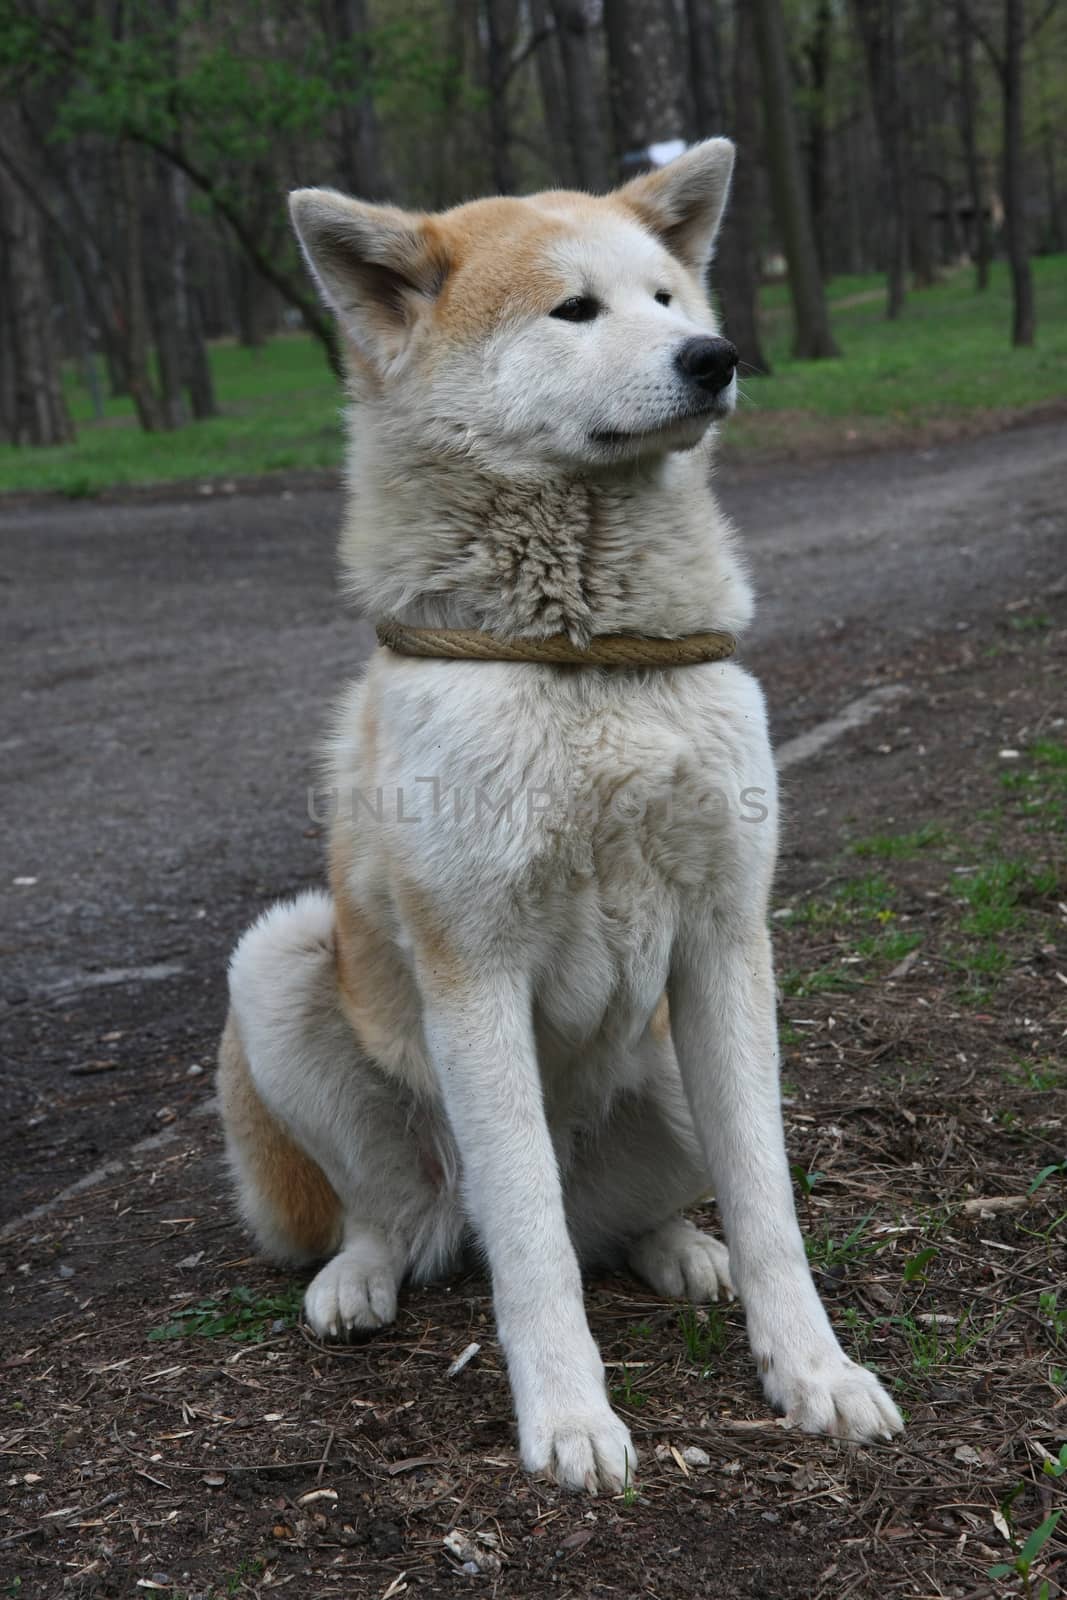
xmin=340 ymin=414 xmax=754 ymax=647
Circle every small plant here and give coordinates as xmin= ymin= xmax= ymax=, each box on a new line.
xmin=1029 ymin=1160 xmax=1067 ymax=1194
xmin=792 ymin=1163 xmax=826 ymax=1228
xmin=780 ymin=963 xmax=861 ymax=998
xmin=855 ymin=928 xmax=922 ymax=962
xmin=149 ymin=1284 xmax=303 ymax=1343
xmin=1039 ymin=1291 xmax=1066 ymax=1348
xmin=1012 ymin=1061 xmax=1064 ymax=1092
xmin=902 ymin=1246 xmax=938 ymax=1285
xmin=959 ymin=858 xmax=1057 ymax=937
xmin=851 ymin=824 xmax=945 ymax=860
xmin=893 ymin=1306 xmax=994 ymax=1375
xmin=610 ymin=1363 xmax=649 ymax=1411
xmin=678 ymin=1304 xmax=728 ymax=1371
xmin=223 ymin=1558 xmax=267 ymax=1597
xmin=840 ymin=1305 xmax=874 ymax=1359
xmin=806 ymin=1213 xmax=879 ymax=1272
xmin=620 ymin=1451 xmax=637 ymax=1508
xmin=987 ymin=1501 xmax=1062 ymax=1598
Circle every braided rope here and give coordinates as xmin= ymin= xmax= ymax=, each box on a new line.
xmin=375 ymin=620 xmax=737 ymax=668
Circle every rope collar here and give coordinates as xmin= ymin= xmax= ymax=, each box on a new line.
xmin=375 ymin=620 xmax=736 ymax=668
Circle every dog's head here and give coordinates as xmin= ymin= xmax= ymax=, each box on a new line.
xmin=290 ymin=140 xmax=735 ymax=474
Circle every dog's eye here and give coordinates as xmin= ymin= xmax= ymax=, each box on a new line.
xmin=654 ymin=290 xmax=672 ymax=307
xmin=550 ymin=296 xmax=601 ymax=323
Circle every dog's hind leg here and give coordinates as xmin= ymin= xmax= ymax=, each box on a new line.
xmin=563 ymin=1032 xmax=733 ymax=1304
xmin=219 ymin=891 xmax=463 ymax=1339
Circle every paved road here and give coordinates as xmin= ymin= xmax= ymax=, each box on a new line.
xmin=2 ymin=420 xmax=1065 ymax=1216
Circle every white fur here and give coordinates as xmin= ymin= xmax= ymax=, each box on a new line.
xmin=222 ymin=144 xmax=903 ymax=1493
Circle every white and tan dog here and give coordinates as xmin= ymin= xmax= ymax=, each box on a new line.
xmin=218 ymin=140 xmax=903 ymax=1493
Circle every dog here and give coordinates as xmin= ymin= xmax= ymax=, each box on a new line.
xmin=217 ymin=138 xmax=903 ymax=1494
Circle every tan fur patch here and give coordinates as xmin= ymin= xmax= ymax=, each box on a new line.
xmin=394 ymin=877 xmax=466 ymax=994
xmin=329 ymin=833 xmax=408 ymax=1059
xmin=428 ymin=198 xmax=577 ymax=340
xmin=650 ymin=992 xmax=671 ymax=1042
xmin=217 ymin=1012 xmax=341 ymax=1258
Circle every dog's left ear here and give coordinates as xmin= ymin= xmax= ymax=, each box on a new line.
xmin=617 ymin=138 xmax=735 ymax=274
xmin=289 ymin=188 xmax=448 ymax=367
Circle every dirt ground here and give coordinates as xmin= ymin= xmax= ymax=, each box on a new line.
xmin=1 ymin=422 xmax=1065 ymax=1598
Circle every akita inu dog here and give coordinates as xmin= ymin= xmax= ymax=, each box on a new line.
xmin=218 ymin=139 xmax=902 ymax=1493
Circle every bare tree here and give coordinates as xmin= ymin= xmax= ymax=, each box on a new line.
xmin=850 ymin=0 xmax=909 ymax=317
xmin=0 ymin=124 xmax=75 ymax=447
xmin=704 ymin=0 xmax=772 ymax=373
xmin=805 ymin=0 xmax=834 ymax=279
xmin=960 ymin=0 xmax=1054 ymax=345
xmin=550 ymin=0 xmax=611 ymax=190
xmin=955 ymin=0 xmax=993 ymax=286
xmin=328 ymin=0 xmax=388 ymax=199
xmin=1001 ymin=0 xmax=1035 ymax=343
xmin=684 ymin=0 xmax=726 ymax=137
xmin=603 ymin=0 xmax=688 ymax=174
xmin=529 ymin=0 xmax=574 ymax=183
xmin=485 ymin=0 xmax=520 ymax=192
xmin=751 ymin=0 xmax=840 ymax=356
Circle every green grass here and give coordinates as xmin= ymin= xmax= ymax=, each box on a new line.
xmin=677 ymin=1304 xmax=729 ymax=1370
xmin=148 ymin=1282 xmax=303 ymax=1342
xmin=2 ymin=256 xmax=1065 ymax=495
xmin=610 ymin=1363 xmax=650 ymax=1410
xmin=1001 ymin=738 xmax=1067 ymax=832
xmin=850 ymin=824 xmax=947 ymax=860
xmin=0 ymin=335 xmax=343 ymax=496
xmin=736 ymin=254 xmax=1067 ymax=423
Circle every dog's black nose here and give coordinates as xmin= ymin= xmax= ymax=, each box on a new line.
xmin=675 ymin=336 xmax=739 ymax=394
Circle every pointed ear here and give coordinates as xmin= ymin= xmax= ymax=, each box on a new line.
xmin=289 ymin=188 xmax=448 ymax=363
xmin=617 ymin=138 xmax=735 ymax=274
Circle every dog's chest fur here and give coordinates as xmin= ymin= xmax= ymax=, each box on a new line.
xmin=330 ymin=654 xmax=777 ymax=1103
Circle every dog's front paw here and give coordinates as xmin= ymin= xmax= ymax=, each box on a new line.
xmin=304 ymin=1237 xmax=398 ymax=1340
xmin=628 ymin=1216 xmax=734 ymax=1303
xmin=763 ymin=1345 xmax=903 ymax=1443
xmin=521 ymin=1404 xmax=637 ymax=1494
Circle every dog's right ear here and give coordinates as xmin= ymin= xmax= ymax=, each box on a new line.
xmin=289 ymin=189 xmax=448 ymax=366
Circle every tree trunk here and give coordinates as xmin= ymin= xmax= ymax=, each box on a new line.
xmin=550 ymin=0 xmax=611 ymax=191
xmin=850 ymin=0 xmax=908 ymax=318
xmin=805 ymin=0 xmax=834 ymax=278
xmin=329 ymin=0 xmax=388 ymax=198
xmin=146 ymin=158 xmax=188 ymax=429
xmin=0 ymin=121 xmax=75 ymax=446
xmin=710 ymin=0 xmax=771 ymax=374
xmin=529 ymin=0 xmax=574 ymax=184
xmin=62 ymin=250 xmax=105 ymax=423
xmin=1002 ymin=0 xmax=1034 ymax=345
xmin=684 ymin=0 xmax=726 ymax=137
xmin=955 ymin=0 xmax=991 ymax=288
xmin=1043 ymin=129 xmax=1065 ymax=253
xmin=170 ymin=172 xmax=218 ymax=418
xmin=485 ymin=0 xmax=519 ymax=193
xmin=751 ymin=0 xmax=840 ymax=357
xmin=602 ymin=0 xmax=689 ymax=176
xmin=907 ymin=2 xmax=940 ymax=287
xmin=183 ymin=283 xmax=217 ymax=420
xmin=120 ymin=143 xmax=169 ymax=431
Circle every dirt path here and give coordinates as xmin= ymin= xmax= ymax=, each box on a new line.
xmin=1 ymin=420 xmax=1065 ymax=1218
xmin=1 ymin=420 xmax=1065 ymax=1598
